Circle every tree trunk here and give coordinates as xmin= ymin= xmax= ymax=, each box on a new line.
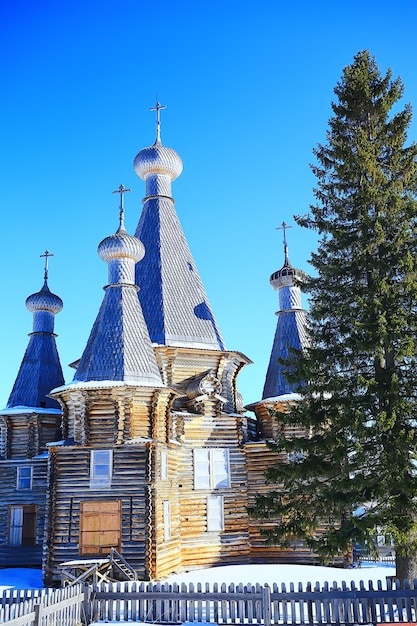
xmin=395 ymin=549 xmax=417 ymax=583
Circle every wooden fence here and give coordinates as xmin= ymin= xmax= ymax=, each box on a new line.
xmin=2 ymin=578 xmax=417 ymax=625
xmin=0 ymin=584 xmax=86 ymax=626
xmin=90 ymin=578 xmax=417 ymax=625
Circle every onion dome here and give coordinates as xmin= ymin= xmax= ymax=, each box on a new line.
xmin=133 ymin=101 xmax=183 ymax=183
xmin=133 ymin=143 xmax=183 ymax=182
xmin=97 ymin=185 xmax=144 ymax=286
xmin=26 ymin=281 xmax=63 ymax=314
xmin=98 ymin=224 xmax=144 ymax=264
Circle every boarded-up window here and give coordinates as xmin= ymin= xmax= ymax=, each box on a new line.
xmin=90 ymin=450 xmax=112 ymax=489
xmin=193 ymin=448 xmax=230 ymax=490
xmin=80 ymin=500 xmax=121 ymax=556
xmin=9 ymin=505 xmax=37 ymax=546
xmin=207 ymin=495 xmax=224 ymax=531
xmin=163 ymin=500 xmax=170 ymax=542
xmin=17 ymin=466 xmax=33 ymax=490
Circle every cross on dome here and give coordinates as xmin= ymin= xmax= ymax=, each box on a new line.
xmin=276 ymin=221 xmax=292 ymax=263
xmin=40 ymin=250 xmax=54 ymax=280
xmin=150 ymin=100 xmax=167 ymax=143
xmin=112 ymin=184 xmax=132 ymax=229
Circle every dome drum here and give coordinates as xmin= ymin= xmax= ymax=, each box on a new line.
xmin=107 ymin=258 xmax=138 ymax=286
xmin=145 ymin=173 xmax=173 ymax=198
xmin=32 ymin=310 xmax=55 ymax=334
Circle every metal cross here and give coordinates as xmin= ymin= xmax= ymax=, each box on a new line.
xmin=112 ymin=184 xmax=132 ymax=227
xmin=150 ymin=100 xmax=167 ymax=142
xmin=40 ymin=250 xmax=54 ymax=280
xmin=276 ymin=221 xmax=292 ymax=261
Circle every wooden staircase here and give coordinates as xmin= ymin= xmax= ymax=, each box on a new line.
xmin=108 ymin=547 xmax=138 ymax=581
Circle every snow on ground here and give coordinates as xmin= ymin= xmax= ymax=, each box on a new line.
xmin=0 ymin=561 xmax=395 ymax=593
xmin=163 ymin=562 xmax=395 ymax=588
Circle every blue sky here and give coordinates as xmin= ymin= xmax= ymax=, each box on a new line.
xmin=1 ymin=0 xmax=417 ymax=407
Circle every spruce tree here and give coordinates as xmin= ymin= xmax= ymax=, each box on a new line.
xmin=251 ymin=51 xmax=417 ymax=581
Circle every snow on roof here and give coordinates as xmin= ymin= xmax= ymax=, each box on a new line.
xmin=246 ymin=393 xmax=302 ymax=408
xmin=50 ymin=379 xmax=166 ymax=394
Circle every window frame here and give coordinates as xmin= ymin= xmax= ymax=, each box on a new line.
xmin=193 ymin=448 xmax=231 ymax=490
xmin=161 ymin=450 xmax=168 ymax=480
xmin=163 ymin=500 xmax=171 ymax=542
xmin=17 ymin=466 xmax=33 ymax=490
xmin=207 ymin=495 xmax=224 ymax=532
xmin=90 ymin=449 xmax=113 ymax=489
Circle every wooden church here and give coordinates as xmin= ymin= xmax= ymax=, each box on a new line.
xmin=0 ymin=104 xmax=310 ymax=585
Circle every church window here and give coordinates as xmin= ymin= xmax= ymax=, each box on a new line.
xmin=90 ymin=450 xmax=113 ymax=489
xmin=193 ymin=448 xmax=230 ymax=490
xmin=207 ymin=495 xmax=224 ymax=531
xmin=161 ymin=450 xmax=168 ymax=480
xmin=17 ymin=466 xmax=33 ymax=490
xmin=163 ymin=500 xmax=170 ymax=541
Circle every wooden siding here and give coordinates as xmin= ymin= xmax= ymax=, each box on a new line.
xmin=43 ymin=444 xmax=150 ymax=585
xmin=0 ymin=413 xmax=60 ymax=460
xmin=0 ymin=458 xmax=48 ymax=568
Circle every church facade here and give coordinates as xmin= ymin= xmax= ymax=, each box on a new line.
xmin=0 ymin=106 xmax=311 ymax=584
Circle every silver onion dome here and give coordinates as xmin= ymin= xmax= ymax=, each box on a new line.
xmin=98 ymin=226 xmax=145 ymax=264
xmin=26 ymin=281 xmax=63 ymax=314
xmin=133 ymin=141 xmax=183 ymax=182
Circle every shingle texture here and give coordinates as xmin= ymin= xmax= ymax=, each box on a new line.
xmin=262 ymin=306 xmax=308 ymax=399
xmin=74 ymin=283 xmax=163 ymax=385
xmin=7 ymin=334 xmax=64 ymax=409
xmin=134 ymin=196 xmax=225 ymax=350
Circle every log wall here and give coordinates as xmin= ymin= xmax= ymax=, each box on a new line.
xmin=0 ymin=458 xmax=48 ymax=567
xmin=43 ymin=444 xmax=150 ymax=585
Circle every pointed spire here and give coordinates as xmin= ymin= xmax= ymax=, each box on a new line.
xmin=132 ymin=104 xmax=225 ymax=350
xmin=73 ymin=190 xmax=163 ymax=386
xmin=150 ymin=100 xmax=167 ymax=144
xmin=262 ymin=224 xmax=308 ymax=400
xmin=5 ymin=252 xmax=64 ymax=409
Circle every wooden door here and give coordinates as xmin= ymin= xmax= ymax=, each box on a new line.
xmin=79 ymin=500 xmax=121 ymax=556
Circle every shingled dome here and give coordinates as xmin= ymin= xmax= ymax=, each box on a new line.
xmin=133 ymin=142 xmax=183 ymax=181
xmin=98 ymin=228 xmax=145 ymax=263
xmin=26 ymin=281 xmax=63 ymax=314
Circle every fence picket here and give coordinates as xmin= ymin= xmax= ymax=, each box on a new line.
xmin=212 ymin=582 xmax=219 ymax=624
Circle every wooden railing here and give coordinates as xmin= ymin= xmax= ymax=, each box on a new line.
xmin=2 ymin=578 xmax=417 ymax=625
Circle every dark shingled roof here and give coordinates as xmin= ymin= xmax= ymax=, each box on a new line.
xmin=135 ymin=196 xmax=225 ymax=351
xmin=7 ymin=334 xmax=65 ymax=409
xmin=74 ymin=283 xmax=162 ymax=385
